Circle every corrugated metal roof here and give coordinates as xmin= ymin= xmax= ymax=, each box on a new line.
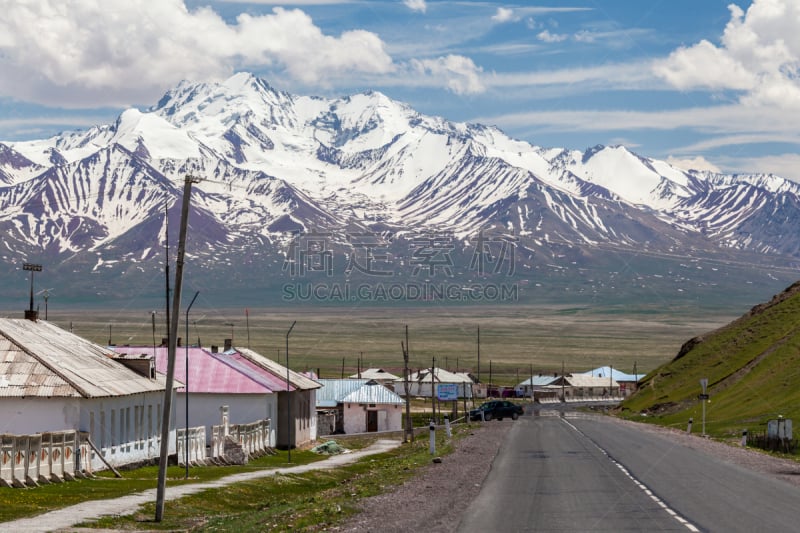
xmin=0 ymin=319 xmax=166 ymax=398
xmin=580 ymin=366 xmax=641 ymax=382
xmin=112 ymin=346 xmax=277 ymax=394
xmin=566 ymin=374 xmax=619 ymax=388
xmin=340 ymin=382 xmax=404 ymax=405
xmin=518 ymin=375 xmax=561 ymax=387
xmin=349 ymin=368 xmax=400 ymax=381
xmin=236 ymin=347 xmax=321 ymax=390
xmin=317 ymin=378 xmax=368 ymax=407
xmin=403 ymin=367 xmax=474 ymax=384
xmin=317 ymin=379 xmax=404 ymax=406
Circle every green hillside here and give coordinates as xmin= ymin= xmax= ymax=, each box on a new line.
xmin=619 ymin=281 xmax=800 ymax=440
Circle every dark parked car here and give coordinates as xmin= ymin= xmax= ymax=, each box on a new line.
xmin=469 ymin=400 xmax=524 ymax=421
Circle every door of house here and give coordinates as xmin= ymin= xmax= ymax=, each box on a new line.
xmin=367 ymin=410 xmax=378 ymax=432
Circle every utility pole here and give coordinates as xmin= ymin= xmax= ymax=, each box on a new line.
xmin=402 ymin=325 xmax=413 ymax=443
xmin=156 ymin=175 xmax=200 ymax=522
xmin=286 ymin=321 xmax=296 ymax=462
xmin=164 ymin=196 xmax=170 ymax=349
xmin=477 ymin=326 xmax=481 ymax=384
xmin=431 ymin=356 xmax=436 ymax=422
xmin=185 ymin=291 xmax=199 ymax=479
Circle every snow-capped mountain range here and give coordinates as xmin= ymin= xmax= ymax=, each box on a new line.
xmin=1 ymin=72 xmax=797 ymax=306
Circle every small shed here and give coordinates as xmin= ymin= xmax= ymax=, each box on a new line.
xmin=317 ymin=379 xmax=404 ymax=435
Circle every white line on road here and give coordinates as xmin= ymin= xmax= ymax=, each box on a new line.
xmin=562 ymin=418 xmax=700 ymax=533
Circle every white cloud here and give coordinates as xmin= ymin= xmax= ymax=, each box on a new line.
xmin=665 ymin=156 xmax=721 ymax=173
xmin=410 ymin=55 xmax=485 ymax=94
xmin=492 ymin=8 xmax=519 ymax=23
xmin=654 ymin=0 xmax=800 ymax=108
xmin=0 ymin=0 xmax=393 ymax=107
xmin=537 ymin=30 xmax=568 ymax=43
xmin=404 ymin=0 xmax=427 ymax=13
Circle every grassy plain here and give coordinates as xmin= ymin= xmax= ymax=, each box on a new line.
xmin=44 ymin=304 xmax=734 ymax=385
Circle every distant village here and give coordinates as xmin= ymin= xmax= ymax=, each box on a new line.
xmin=1 ymin=291 xmax=641 ymax=488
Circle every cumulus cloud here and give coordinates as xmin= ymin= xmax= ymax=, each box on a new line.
xmin=0 ymin=0 xmax=394 ymax=106
xmin=537 ymin=30 xmax=568 ymax=43
xmin=654 ymin=0 xmax=800 ymax=108
xmin=404 ymin=0 xmax=427 ymax=13
xmin=410 ymin=55 xmax=485 ymax=95
xmin=492 ymin=8 xmax=518 ymax=23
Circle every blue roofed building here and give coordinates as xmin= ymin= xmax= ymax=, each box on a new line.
xmin=316 ymin=379 xmax=404 ymax=435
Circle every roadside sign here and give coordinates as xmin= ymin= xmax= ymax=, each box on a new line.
xmin=437 ymin=383 xmax=459 ymax=401
xmin=698 ymin=394 xmax=709 ymax=400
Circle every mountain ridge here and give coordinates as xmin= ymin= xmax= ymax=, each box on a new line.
xmin=1 ymin=72 xmax=798 ymax=306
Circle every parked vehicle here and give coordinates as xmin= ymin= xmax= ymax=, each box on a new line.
xmin=469 ymin=400 xmax=524 ymax=421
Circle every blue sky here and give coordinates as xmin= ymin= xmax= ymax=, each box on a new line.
xmin=2 ymin=0 xmax=799 ymax=179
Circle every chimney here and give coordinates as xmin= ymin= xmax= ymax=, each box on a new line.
xmin=224 ymin=338 xmax=232 ymax=351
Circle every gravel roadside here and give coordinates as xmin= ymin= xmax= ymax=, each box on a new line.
xmin=334 ymin=409 xmax=800 ymax=532
xmin=335 ymin=420 xmax=513 ymax=533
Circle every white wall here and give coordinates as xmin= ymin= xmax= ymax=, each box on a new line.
xmin=0 ymin=398 xmax=82 ymax=434
xmin=176 ymin=393 xmax=277 ymax=447
xmin=343 ymin=403 xmax=403 ymax=434
xmin=0 ymin=391 xmax=177 ymax=471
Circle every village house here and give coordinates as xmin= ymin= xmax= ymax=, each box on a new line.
xmin=581 ymin=366 xmax=641 ymax=396
xmin=348 ymin=368 xmax=400 ymax=388
xmin=395 ymin=367 xmax=475 ymax=399
xmin=112 ymin=343 xmax=283 ymax=449
xmin=0 ymin=318 xmax=175 ymax=473
xmin=316 ymin=379 xmax=404 ymax=435
xmin=235 ymin=347 xmax=320 ymax=449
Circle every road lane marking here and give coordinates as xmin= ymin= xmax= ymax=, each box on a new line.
xmin=562 ymin=418 xmax=700 ymax=533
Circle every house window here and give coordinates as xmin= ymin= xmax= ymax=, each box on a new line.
xmin=100 ymin=411 xmax=106 ymax=449
xmin=125 ymin=407 xmax=131 ymax=449
xmin=110 ymin=409 xmax=116 ymax=450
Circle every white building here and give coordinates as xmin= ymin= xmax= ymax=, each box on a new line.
xmin=317 ymin=379 xmax=404 ymax=434
xmin=0 ymin=318 xmax=175 ymax=472
xmin=396 ymin=367 xmax=475 ymax=398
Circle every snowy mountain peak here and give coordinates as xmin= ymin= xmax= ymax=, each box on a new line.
xmin=3 ymin=72 xmax=800 ymax=305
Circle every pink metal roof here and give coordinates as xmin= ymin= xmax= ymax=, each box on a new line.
xmin=112 ymin=346 xmax=280 ymax=394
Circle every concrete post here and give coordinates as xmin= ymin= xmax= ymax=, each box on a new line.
xmin=687 ymin=417 xmax=693 ymax=433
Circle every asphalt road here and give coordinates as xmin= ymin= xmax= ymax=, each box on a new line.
xmin=459 ymin=410 xmax=800 ymax=532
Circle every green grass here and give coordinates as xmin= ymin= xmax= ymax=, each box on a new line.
xmin=619 ymin=282 xmax=800 ymax=440
xmin=47 ymin=304 xmax=734 ymax=386
xmin=75 ymin=427 xmax=463 ymax=531
xmin=0 ymin=450 xmax=326 ymax=523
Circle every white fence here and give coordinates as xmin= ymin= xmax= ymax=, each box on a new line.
xmin=210 ymin=419 xmax=271 ymax=463
xmin=176 ymin=427 xmax=207 ymax=466
xmin=0 ymin=431 xmax=89 ymax=488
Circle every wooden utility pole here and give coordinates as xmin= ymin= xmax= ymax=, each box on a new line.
xmin=402 ymin=325 xmax=413 ymax=442
xmin=156 ymin=175 xmax=200 ymax=522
